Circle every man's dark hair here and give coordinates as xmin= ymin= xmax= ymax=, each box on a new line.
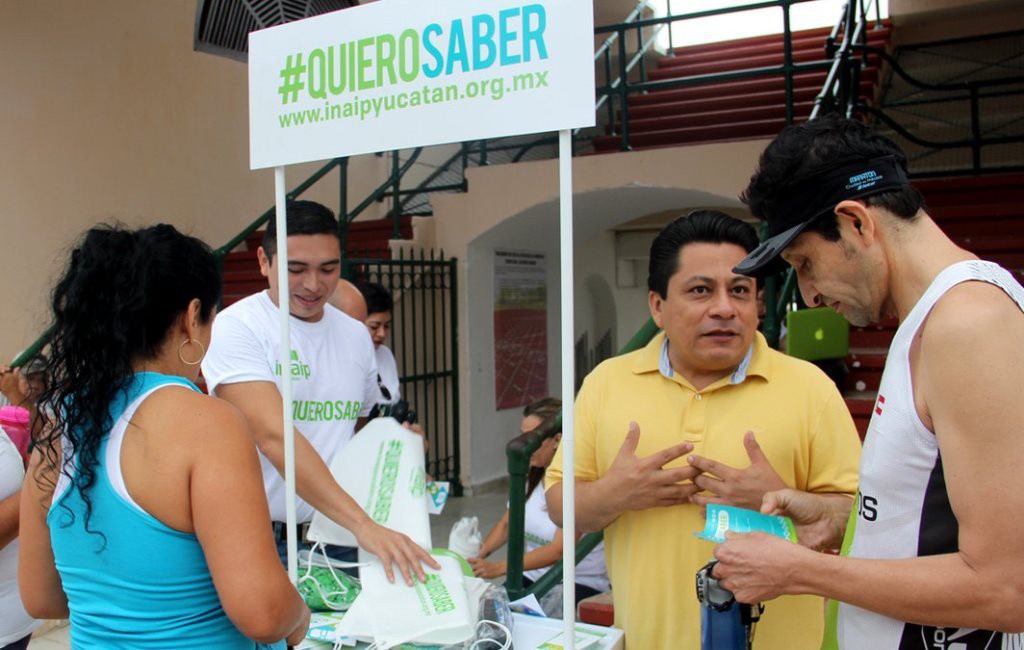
xmin=742 ymin=114 xmax=925 ymax=241
xmin=358 ymin=281 xmax=394 ymax=315
xmin=261 ymin=200 xmax=341 ymax=261
xmin=647 ymin=210 xmax=760 ymax=298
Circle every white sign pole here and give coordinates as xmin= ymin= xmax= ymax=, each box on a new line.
xmin=274 ymin=165 xmax=299 ymax=585
xmin=558 ymin=129 xmax=576 ymax=649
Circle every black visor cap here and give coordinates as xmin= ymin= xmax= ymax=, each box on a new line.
xmin=733 ymin=156 xmax=909 ymax=278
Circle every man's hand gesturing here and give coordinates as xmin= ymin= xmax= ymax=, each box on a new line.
xmin=689 ymin=431 xmax=787 ymax=511
xmin=601 ymin=421 xmax=699 ymax=513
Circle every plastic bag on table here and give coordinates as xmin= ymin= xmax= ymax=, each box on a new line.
xmin=463 ymin=583 xmax=514 ymax=649
xmin=448 ymin=516 xmax=482 ymax=559
xmin=307 ymin=418 xmax=432 ymax=551
xmin=334 ymin=553 xmax=475 ymax=649
xmin=409 ymin=582 xmax=514 ymax=650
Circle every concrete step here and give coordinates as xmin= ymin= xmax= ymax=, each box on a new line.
xmin=222 ymin=249 xmax=259 ymax=273
xmin=649 ymin=49 xmax=882 ymax=81
xmin=627 ymin=85 xmax=823 ymax=120
xmin=661 ymin=28 xmax=889 ymax=67
xmin=625 ymin=101 xmax=816 ymax=134
xmin=849 ymin=318 xmax=898 ymax=350
xmin=670 ymin=25 xmax=836 ymax=57
xmin=630 ymin=70 xmax=878 ymax=106
xmin=594 ymin=116 xmax=806 ymax=151
xmin=845 ymin=352 xmax=886 ymax=393
xmin=919 ymin=174 xmax=1024 ymax=205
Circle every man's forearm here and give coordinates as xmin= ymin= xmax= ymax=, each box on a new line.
xmin=793 ymin=549 xmax=1023 ymax=632
xmin=260 ymin=431 xmax=370 ymax=530
xmin=549 ymin=480 xmax=624 ymax=533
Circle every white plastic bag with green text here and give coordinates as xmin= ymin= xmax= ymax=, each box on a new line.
xmin=307 ymin=417 xmax=431 ymax=550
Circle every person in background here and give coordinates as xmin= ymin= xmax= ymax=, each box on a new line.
xmin=357 ymin=281 xmax=401 ymax=406
xmin=1 ymin=356 xmax=49 ymax=464
xmin=328 ymin=279 xmax=368 ymax=323
xmin=1 ymin=427 xmax=38 ymax=650
xmin=469 ymin=398 xmax=610 ymax=607
xmin=0 ymin=355 xmax=47 ymax=412
xmin=18 ymin=224 xmax=309 ymax=649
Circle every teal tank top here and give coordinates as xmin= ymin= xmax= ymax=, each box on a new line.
xmin=48 ymin=372 xmax=285 ymax=650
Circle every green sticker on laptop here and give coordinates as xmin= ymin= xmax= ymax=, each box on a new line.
xmin=696 ymin=504 xmax=798 ymax=544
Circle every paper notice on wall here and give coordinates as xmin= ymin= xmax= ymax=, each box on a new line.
xmin=494 ymin=249 xmax=548 ymax=410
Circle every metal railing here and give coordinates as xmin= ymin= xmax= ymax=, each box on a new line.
xmin=504 ymin=318 xmax=661 ymax=602
xmin=213 ymin=148 xmax=425 ymax=264
xmin=363 ymin=0 xmax=885 ymax=222
xmin=856 ymin=37 xmax=1024 ymax=176
xmin=598 ymin=0 xmax=855 ymax=151
xmin=347 ymin=249 xmax=462 ymax=492
xmin=762 ymin=0 xmax=881 ymax=347
xmin=813 ymin=11 xmax=1023 ymax=177
xmin=811 ymin=0 xmax=880 ymax=120
xmin=392 ymin=1 xmax=661 ymax=218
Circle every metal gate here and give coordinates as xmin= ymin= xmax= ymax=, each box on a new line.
xmin=346 ymin=249 xmax=461 ymax=495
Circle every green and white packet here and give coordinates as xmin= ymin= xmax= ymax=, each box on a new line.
xmin=297 ymin=544 xmax=362 ymax=612
xmin=696 ymin=504 xmax=798 ymax=543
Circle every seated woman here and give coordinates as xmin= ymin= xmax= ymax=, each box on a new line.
xmin=469 ymin=398 xmax=610 ymax=605
xmin=19 ymin=224 xmax=309 ymax=649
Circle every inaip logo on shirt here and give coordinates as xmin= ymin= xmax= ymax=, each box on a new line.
xmin=275 ymin=349 xmax=312 ymax=380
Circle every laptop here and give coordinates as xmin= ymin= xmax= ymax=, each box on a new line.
xmin=785 ymin=307 xmax=850 ymax=361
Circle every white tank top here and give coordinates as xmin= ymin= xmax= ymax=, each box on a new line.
xmin=522 ymin=487 xmax=610 ymax=593
xmin=838 ymin=260 xmax=1024 ymax=649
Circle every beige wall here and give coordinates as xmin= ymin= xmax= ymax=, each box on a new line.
xmin=0 ymin=1 xmax=391 ymax=359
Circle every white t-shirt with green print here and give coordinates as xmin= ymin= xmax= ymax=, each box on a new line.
xmin=203 ymin=290 xmax=378 ymax=523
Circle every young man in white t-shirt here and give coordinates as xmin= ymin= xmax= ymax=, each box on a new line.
xmin=357 ymin=281 xmax=401 ymax=405
xmin=202 ymin=200 xmax=436 ymax=584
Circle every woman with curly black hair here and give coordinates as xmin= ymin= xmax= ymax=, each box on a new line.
xmin=18 ymin=224 xmax=309 ymax=649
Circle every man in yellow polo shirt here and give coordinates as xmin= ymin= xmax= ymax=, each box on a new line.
xmin=546 ymin=210 xmax=861 ymax=649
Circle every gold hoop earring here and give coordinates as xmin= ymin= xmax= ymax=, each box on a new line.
xmin=178 ymin=339 xmax=206 ymax=366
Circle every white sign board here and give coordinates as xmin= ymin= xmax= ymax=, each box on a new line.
xmin=249 ymin=0 xmax=596 ymax=169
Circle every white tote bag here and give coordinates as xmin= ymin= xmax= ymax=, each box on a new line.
xmin=362 ymin=554 xmax=476 ymax=649
xmin=307 ymin=417 xmax=432 ymax=550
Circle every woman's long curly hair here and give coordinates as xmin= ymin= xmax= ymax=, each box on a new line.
xmin=34 ymin=223 xmax=221 ymax=537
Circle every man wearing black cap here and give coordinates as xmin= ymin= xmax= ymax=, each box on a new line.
xmin=712 ymin=115 xmax=1024 ymax=648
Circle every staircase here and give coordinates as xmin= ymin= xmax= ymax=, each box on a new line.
xmin=593 ymin=23 xmax=891 ymax=152
xmin=843 ymin=172 xmax=1024 ymax=436
xmin=219 ymin=217 xmax=412 ymax=307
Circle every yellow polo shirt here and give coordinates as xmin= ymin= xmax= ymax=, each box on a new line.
xmin=546 ymin=331 xmax=860 ymax=650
